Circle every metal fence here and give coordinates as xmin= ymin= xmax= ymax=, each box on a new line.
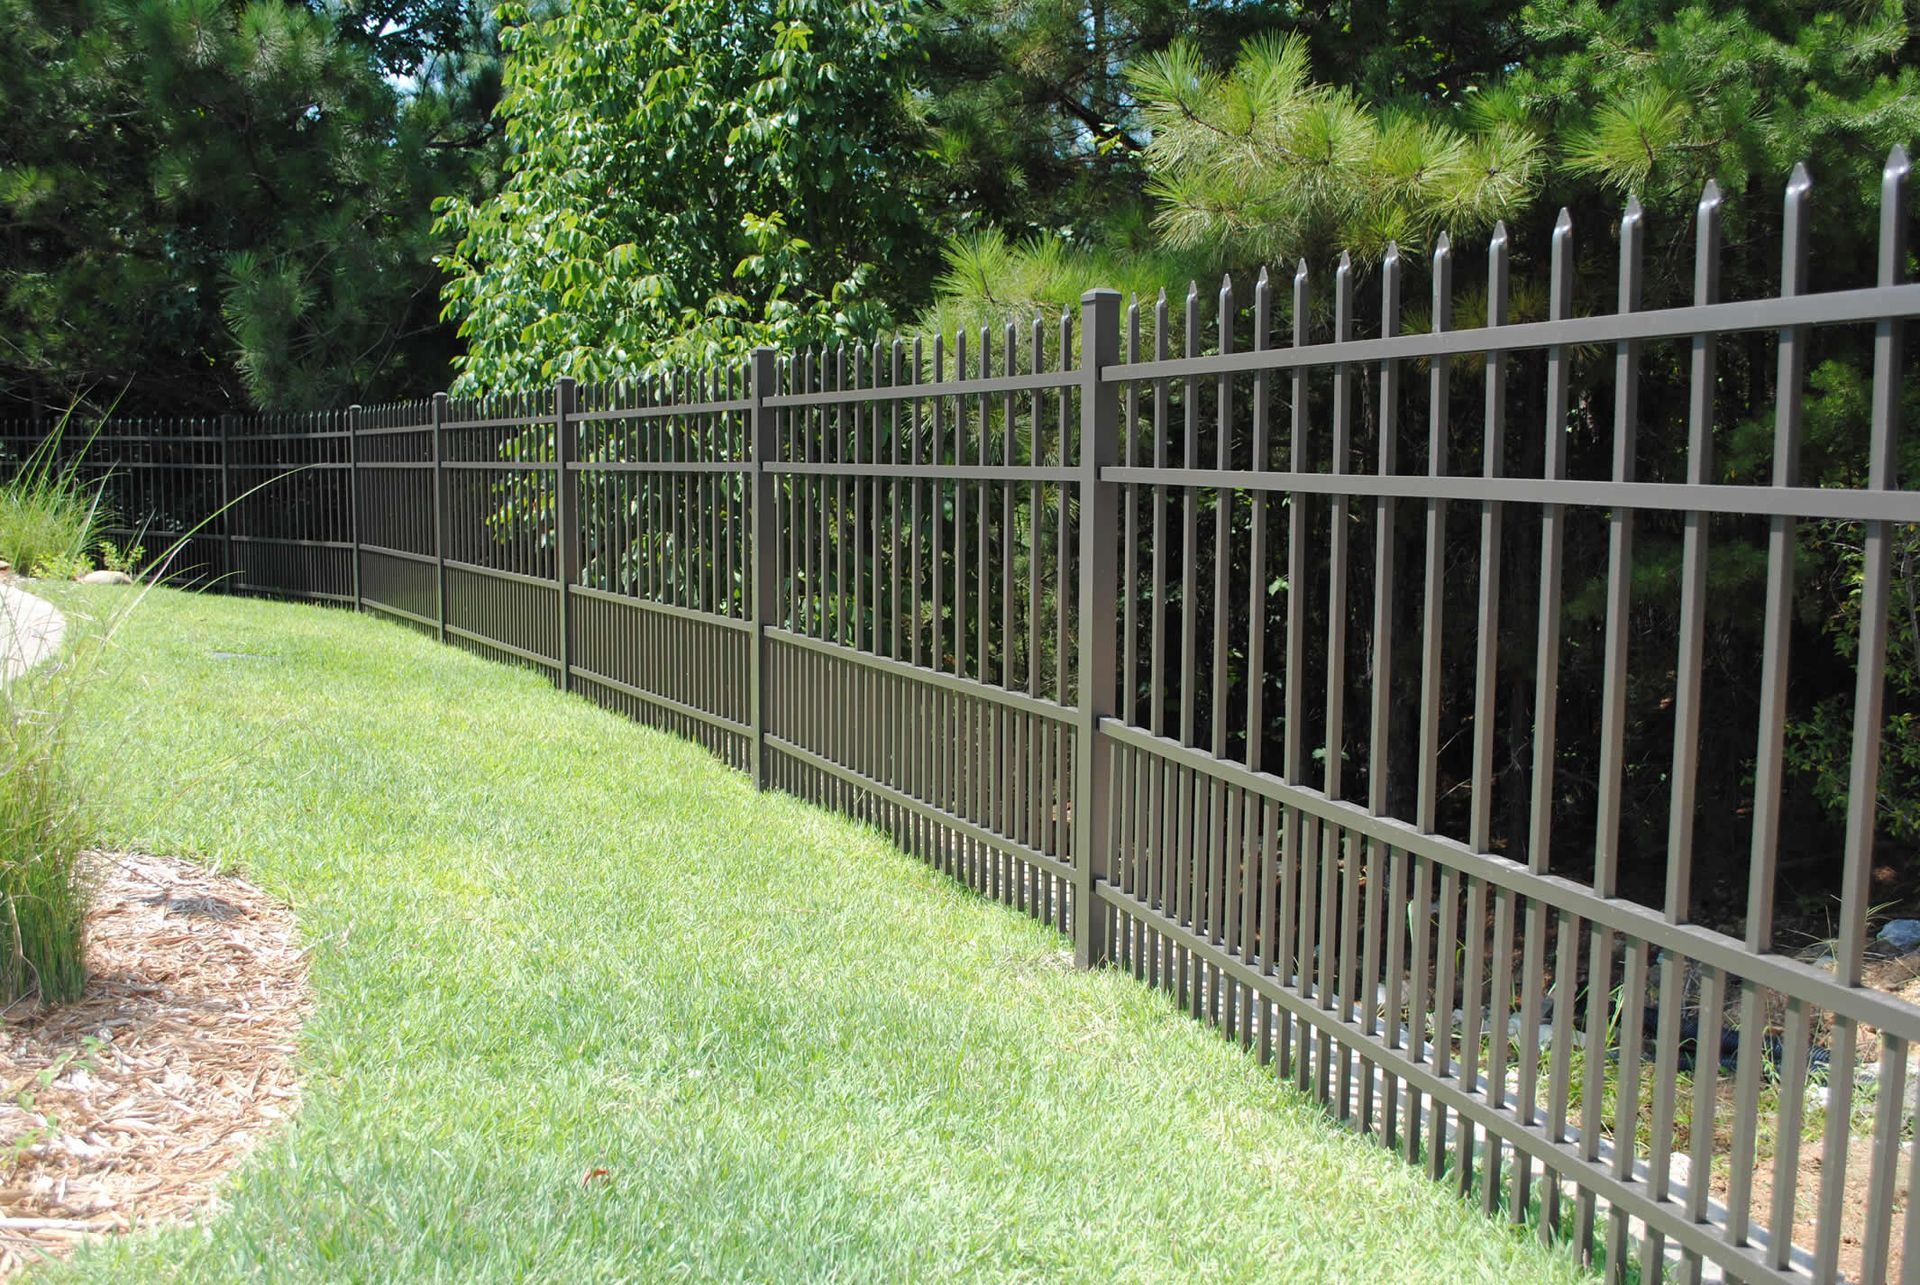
xmin=7 ymin=153 xmax=1920 ymax=1283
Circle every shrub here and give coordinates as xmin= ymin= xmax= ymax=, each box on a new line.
xmin=0 ymin=416 xmax=108 ymax=579
xmin=0 ymin=416 xmax=118 ymax=1004
xmin=0 ymin=623 xmax=91 ymax=1004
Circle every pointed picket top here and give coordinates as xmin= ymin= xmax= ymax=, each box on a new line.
xmin=1781 ymin=166 xmax=1811 ymax=299
xmin=1381 ymin=242 xmax=1403 ymax=338
xmin=1157 ymin=285 xmax=1167 ymax=305
xmin=1698 ymin=178 xmax=1724 ymax=220
xmin=1884 ymin=142 xmax=1912 ymax=208
xmin=1433 ymin=230 xmax=1451 ymax=260
xmin=1876 ymin=145 xmax=1912 ymax=289
xmin=1619 ymin=196 xmax=1646 ymax=314
xmin=1785 ymin=161 xmax=1813 ymax=203
xmin=1253 ymin=266 xmax=1273 ymax=351
xmin=1335 ymin=251 xmax=1353 ymax=331
xmin=1694 ymin=183 xmax=1722 ymax=304
xmin=1490 ymin=220 xmax=1509 ymax=255
xmin=1431 ymin=233 xmax=1454 ymax=331
xmin=1186 ymin=279 xmax=1200 ymax=305
xmin=1551 ymin=209 xmax=1575 ymax=320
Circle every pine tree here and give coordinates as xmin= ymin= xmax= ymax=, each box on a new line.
xmin=0 ymin=0 xmax=498 ymax=414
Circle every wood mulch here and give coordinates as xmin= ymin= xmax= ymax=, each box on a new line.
xmin=0 ymin=851 xmax=307 ymax=1276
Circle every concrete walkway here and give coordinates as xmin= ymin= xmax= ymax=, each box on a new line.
xmin=1 ymin=582 xmax=65 ymax=679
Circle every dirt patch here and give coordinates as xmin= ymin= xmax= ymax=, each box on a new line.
xmin=0 ymin=851 xmax=308 ymax=1275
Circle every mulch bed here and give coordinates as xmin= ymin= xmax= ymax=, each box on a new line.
xmin=0 ymin=851 xmax=308 ymax=1275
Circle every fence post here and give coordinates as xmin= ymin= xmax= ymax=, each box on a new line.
xmin=1073 ymin=289 xmax=1122 ymax=970
xmin=347 ymin=404 xmax=362 ymax=613
xmin=218 ymin=412 xmax=235 ymax=592
xmin=431 ymin=392 xmax=448 ymax=643
xmin=555 ymin=376 xmax=579 ymax=692
xmin=748 ymin=347 xmax=778 ymax=789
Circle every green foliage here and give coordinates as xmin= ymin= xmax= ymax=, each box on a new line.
xmin=94 ymin=540 xmax=143 ymax=577
xmin=0 ymin=632 xmax=90 ymax=1005
xmin=1768 ymin=362 xmax=1920 ymax=844
xmin=0 ymin=420 xmax=106 ymax=579
xmin=926 ymin=34 xmax=1543 ymax=326
xmin=436 ymin=0 xmax=934 ymax=390
xmin=1516 ymin=0 xmax=1920 ymax=208
xmin=0 ymin=0 xmax=500 ymax=414
xmin=913 ymin=0 xmax=1269 ymax=244
xmin=1131 ymin=35 xmax=1542 ymax=265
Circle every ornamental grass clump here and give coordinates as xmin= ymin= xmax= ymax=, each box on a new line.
xmin=0 ymin=415 xmax=116 ymax=1005
xmin=0 ymin=415 xmax=108 ymax=579
xmin=0 ymin=637 xmax=92 ymax=1005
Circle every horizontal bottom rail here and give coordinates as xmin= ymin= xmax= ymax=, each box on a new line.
xmin=234 ymin=584 xmax=353 ymax=604
xmin=570 ymin=662 xmax=746 ymax=736
xmin=361 ymin=598 xmax=437 ymax=630
xmin=766 ymin=733 xmax=1075 ymax=886
xmin=1094 ymin=881 xmax=1811 ymax=1284
xmin=444 ymin=622 xmax=557 ymax=670
xmin=1099 ymin=717 xmax=1920 ymax=1046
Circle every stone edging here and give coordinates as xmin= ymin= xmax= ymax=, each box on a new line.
xmin=0 ymin=583 xmax=66 ymax=680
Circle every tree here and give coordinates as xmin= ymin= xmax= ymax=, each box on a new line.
xmin=0 ymin=0 xmax=498 ymax=415
xmin=435 ymin=0 xmax=933 ymax=391
xmin=926 ymin=33 xmax=1542 ymax=331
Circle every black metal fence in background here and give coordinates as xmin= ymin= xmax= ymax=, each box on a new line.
xmin=7 ymin=154 xmax=1920 ymax=1283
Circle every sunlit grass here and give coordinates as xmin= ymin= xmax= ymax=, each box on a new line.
xmin=44 ymin=586 xmax=1588 ymax=1281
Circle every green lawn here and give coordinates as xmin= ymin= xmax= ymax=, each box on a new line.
xmin=45 ymin=585 xmax=1584 ymax=1282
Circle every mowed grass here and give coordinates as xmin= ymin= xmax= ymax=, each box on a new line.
xmin=47 ymin=586 xmax=1585 ymax=1282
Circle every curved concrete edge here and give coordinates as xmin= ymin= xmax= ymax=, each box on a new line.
xmin=1 ymin=582 xmax=66 ymax=680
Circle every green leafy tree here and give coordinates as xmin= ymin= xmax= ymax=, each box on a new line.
xmin=435 ymin=0 xmax=933 ymax=390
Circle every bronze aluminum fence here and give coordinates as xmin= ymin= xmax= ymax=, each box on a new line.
xmin=6 ymin=152 xmax=1920 ymax=1281
xmin=0 ymin=412 xmax=358 ymax=595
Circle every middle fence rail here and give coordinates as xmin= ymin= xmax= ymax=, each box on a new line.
xmin=6 ymin=155 xmax=1920 ymax=1284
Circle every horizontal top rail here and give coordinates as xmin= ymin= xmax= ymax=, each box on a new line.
xmin=773 ymin=461 xmax=1078 ymax=483
xmin=764 ymin=367 xmax=1077 ymax=409
xmin=1102 ymin=468 xmax=1920 ymax=521
xmin=440 ymin=414 xmax=549 ymax=432
xmin=573 ymin=399 xmax=752 ymax=422
xmin=1104 ymin=281 xmax=1920 ymax=381
xmin=233 ymin=428 xmax=350 ymax=442
xmin=353 ymin=422 xmax=433 ymax=437
xmin=571 ymin=458 xmax=749 ymax=474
